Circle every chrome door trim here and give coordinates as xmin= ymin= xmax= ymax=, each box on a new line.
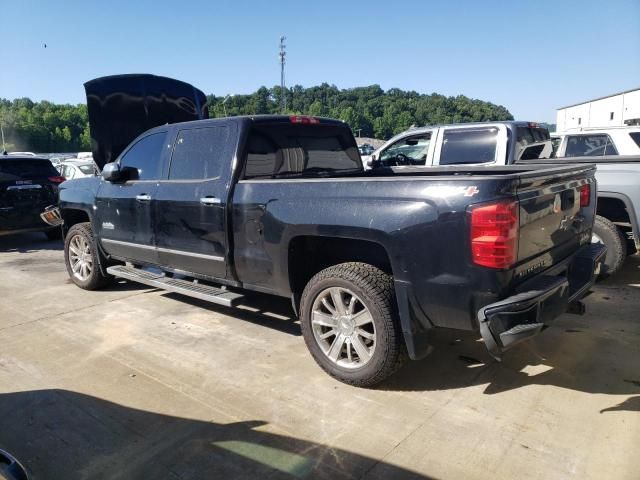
xmin=101 ymin=238 xmax=224 ymax=261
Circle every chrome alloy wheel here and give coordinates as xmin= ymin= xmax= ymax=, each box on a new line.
xmin=68 ymin=234 xmax=93 ymax=281
xmin=311 ymin=287 xmax=376 ymax=369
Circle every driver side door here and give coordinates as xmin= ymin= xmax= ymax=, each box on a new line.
xmin=96 ymin=130 xmax=169 ymax=265
xmin=377 ymin=131 xmax=435 ymax=167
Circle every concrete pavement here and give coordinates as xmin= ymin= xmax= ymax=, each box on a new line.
xmin=0 ymin=232 xmax=638 ymax=479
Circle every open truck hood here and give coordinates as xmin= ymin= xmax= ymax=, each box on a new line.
xmin=84 ymin=74 xmax=209 ymax=169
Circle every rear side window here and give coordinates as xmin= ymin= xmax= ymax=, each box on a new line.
xmin=439 ymin=128 xmax=498 ymax=165
xmin=0 ymin=160 xmax=58 ymax=181
xmin=565 ymin=134 xmax=618 ymax=157
xmin=629 ymin=132 xmax=640 ymax=148
xmin=120 ymin=132 xmax=167 ymax=180
xmin=244 ymin=124 xmax=360 ymax=179
xmin=169 ymin=126 xmax=229 ymax=180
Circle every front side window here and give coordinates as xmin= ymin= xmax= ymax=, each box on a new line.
xmin=565 ymin=134 xmax=618 ymax=157
xmin=169 ymin=126 xmax=229 ymax=180
xmin=439 ymin=127 xmax=498 ymax=165
xmin=629 ymin=132 xmax=640 ymax=148
xmin=120 ymin=132 xmax=167 ymax=180
xmin=244 ymin=124 xmax=360 ymax=179
xmin=379 ymin=134 xmax=431 ymax=166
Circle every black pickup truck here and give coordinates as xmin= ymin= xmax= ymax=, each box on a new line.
xmin=48 ymin=75 xmax=605 ymax=387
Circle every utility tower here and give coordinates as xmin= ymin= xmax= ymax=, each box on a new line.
xmin=279 ymin=36 xmax=287 ymax=113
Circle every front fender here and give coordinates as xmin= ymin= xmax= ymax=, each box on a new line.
xmin=59 ymin=177 xmax=101 ymax=232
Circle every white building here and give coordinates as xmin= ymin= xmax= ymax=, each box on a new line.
xmin=556 ymin=87 xmax=640 ymax=132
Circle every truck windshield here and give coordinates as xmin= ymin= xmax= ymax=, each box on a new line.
xmin=244 ymin=124 xmax=362 ymax=179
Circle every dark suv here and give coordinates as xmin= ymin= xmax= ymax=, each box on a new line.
xmin=0 ymin=154 xmax=65 ymax=239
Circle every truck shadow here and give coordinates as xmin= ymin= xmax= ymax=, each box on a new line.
xmin=0 ymin=389 xmax=433 ymax=480
xmin=162 ymin=290 xmax=302 ymax=337
xmin=380 ymin=327 xmax=640 ymax=411
xmin=0 ymin=232 xmax=63 ymax=253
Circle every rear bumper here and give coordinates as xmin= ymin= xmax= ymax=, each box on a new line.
xmin=478 ymin=243 xmax=606 ymax=358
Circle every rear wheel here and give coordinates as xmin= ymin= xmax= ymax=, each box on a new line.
xmin=64 ymin=222 xmax=114 ymax=290
xmin=300 ymin=262 xmax=406 ymax=387
xmin=592 ymin=215 xmax=626 ymax=277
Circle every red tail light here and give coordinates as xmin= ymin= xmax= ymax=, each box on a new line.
xmin=470 ymin=201 xmax=519 ymax=269
xmin=289 ymin=115 xmax=320 ymax=125
xmin=48 ymin=176 xmax=66 ymax=184
xmin=579 ymin=184 xmax=590 ymax=207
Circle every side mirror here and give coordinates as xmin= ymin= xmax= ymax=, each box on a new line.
xmin=101 ymin=162 xmax=122 ymax=182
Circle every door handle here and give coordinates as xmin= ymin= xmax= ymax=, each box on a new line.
xmin=200 ymin=196 xmax=221 ymax=205
xmin=136 ymin=194 xmax=151 ymax=202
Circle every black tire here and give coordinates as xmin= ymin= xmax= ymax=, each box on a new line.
xmin=300 ymin=262 xmax=407 ymax=387
xmin=64 ymin=222 xmax=114 ymax=290
xmin=593 ymin=215 xmax=626 ymax=277
xmin=44 ymin=228 xmax=62 ymax=241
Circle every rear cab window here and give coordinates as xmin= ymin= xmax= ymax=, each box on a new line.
xmin=243 ymin=123 xmax=361 ymax=179
xmin=438 ymin=127 xmax=499 ymax=165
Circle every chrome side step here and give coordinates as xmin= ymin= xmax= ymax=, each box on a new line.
xmin=107 ymin=265 xmax=244 ymax=307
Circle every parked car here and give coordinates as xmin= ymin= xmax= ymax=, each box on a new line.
xmin=46 ymin=75 xmax=605 ymax=387
xmin=0 ymin=153 xmax=64 ymax=239
xmin=58 ymin=160 xmax=99 ymax=180
xmin=362 ymin=121 xmax=552 ymax=169
xmin=551 ymin=126 xmax=640 ymax=157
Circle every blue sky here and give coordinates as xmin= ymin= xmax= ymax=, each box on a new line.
xmin=2 ymin=0 xmax=639 ymax=122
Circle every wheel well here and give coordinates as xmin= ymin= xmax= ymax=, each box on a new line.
xmin=597 ymin=195 xmax=637 ymax=254
xmin=288 ymin=236 xmax=392 ymax=300
xmin=597 ymin=196 xmax=631 ymax=224
xmin=62 ymin=209 xmax=90 ymax=235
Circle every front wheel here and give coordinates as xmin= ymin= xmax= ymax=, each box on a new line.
xmin=64 ymin=222 xmax=114 ymax=290
xmin=300 ymin=262 xmax=406 ymax=387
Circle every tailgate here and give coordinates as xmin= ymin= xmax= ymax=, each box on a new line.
xmin=516 ymin=164 xmax=596 ymax=270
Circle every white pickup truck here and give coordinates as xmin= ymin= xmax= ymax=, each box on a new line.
xmin=363 ymin=121 xmax=552 ymax=169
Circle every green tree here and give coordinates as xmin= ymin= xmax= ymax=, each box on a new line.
xmin=0 ymin=84 xmax=515 ymax=151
